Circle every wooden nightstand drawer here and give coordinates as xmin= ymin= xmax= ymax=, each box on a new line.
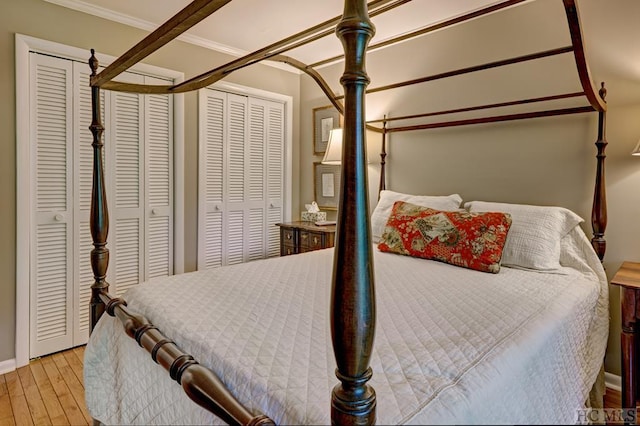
xmin=280 ymin=227 xmax=297 ymax=256
xmin=276 ymin=221 xmax=336 ymax=256
xmin=282 ymin=228 xmax=295 ymax=244
xmin=282 ymin=245 xmax=296 ymax=256
xmin=300 ymin=231 xmax=324 ymax=251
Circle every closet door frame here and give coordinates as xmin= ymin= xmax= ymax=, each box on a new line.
xmin=15 ymin=34 xmax=185 ymax=368
xmin=197 ymin=82 xmax=293 ymax=270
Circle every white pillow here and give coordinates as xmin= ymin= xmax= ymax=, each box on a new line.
xmin=465 ymin=201 xmax=583 ymax=271
xmin=371 ymin=190 xmax=462 ymax=243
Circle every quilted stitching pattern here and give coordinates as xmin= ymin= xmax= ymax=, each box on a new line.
xmin=85 ymin=226 xmax=608 ymax=425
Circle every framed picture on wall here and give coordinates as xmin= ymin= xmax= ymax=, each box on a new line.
xmin=314 ymin=162 xmax=341 ymax=210
xmin=313 ymin=105 xmax=342 ymax=155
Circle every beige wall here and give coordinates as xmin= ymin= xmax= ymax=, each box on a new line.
xmin=0 ymin=0 xmax=300 ymax=362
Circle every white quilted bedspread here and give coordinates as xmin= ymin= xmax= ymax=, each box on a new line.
xmin=84 ymin=227 xmax=608 ymax=425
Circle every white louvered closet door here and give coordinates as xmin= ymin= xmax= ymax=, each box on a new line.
xmin=108 ymin=72 xmax=145 ymax=297
xmin=225 ymin=93 xmax=248 ymax=265
xmin=262 ymin=98 xmax=285 ymax=258
xmin=107 ymin=74 xmax=174 ymax=293
xmin=198 ymin=89 xmax=285 ymax=270
xmin=199 ymin=90 xmax=225 ymax=269
xmin=246 ymin=98 xmax=266 ymax=262
xmin=28 ymin=52 xmax=175 ymax=358
xmin=145 ymin=76 xmax=174 ymax=279
xmin=29 ymin=54 xmax=74 ymax=357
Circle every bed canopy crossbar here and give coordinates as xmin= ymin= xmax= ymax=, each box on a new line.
xmin=87 ymin=0 xmax=608 ymax=424
xmin=90 ymin=0 xmax=606 ymax=131
xmin=92 ymin=0 xmax=405 ymax=94
xmin=340 ymin=46 xmax=575 ymax=101
xmin=364 ymin=0 xmax=605 ymax=131
xmin=309 ymin=0 xmax=527 ymax=68
xmin=366 ymin=92 xmax=586 ymax=124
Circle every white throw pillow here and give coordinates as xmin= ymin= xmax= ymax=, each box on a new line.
xmin=465 ymin=201 xmax=583 ymax=271
xmin=371 ymin=190 xmax=462 ymax=243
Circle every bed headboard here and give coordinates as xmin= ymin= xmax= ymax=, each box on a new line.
xmin=371 ymin=0 xmax=607 ymax=261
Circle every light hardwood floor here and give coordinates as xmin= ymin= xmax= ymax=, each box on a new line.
xmin=0 ymin=346 xmax=628 ymax=425
xmin=0 ymin=346 xmax=90 ymax=426
xmin=605 ymin=386 xmax=622 ymax=410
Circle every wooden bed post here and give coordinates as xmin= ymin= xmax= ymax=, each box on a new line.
xmin=331 ymin=1 xmax=377 ymax=424
xmin=563 ymin=0 xmax=608 ymax=260
xmin=88 ymin=49 xmax=110 ymax=333
xmin=379 ymin=118 xmax=387 ymax=197
xmin=591 ymin=82 xmax=607 ymax=261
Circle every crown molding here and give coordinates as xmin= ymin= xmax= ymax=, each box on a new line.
xmin=43 ymin=0 xmax=299 ymax=74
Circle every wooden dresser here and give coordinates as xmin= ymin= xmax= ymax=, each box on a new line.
xmin=276 ymin=221 xmax=336 ymax=256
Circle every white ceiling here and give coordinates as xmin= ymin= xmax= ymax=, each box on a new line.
xmin=45 ymin=0 xmax=640 ymax=105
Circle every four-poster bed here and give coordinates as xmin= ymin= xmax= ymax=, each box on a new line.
xmin=83 ymin=0 xmax=610 ymax=424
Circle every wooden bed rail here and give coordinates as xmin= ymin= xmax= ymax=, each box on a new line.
xmin=97 ymin=290 xmax=274 ymax=426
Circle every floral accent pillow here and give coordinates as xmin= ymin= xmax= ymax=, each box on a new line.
xmin=370 ymin=190 xmax=463 ymax=243
xmin=378 ymin=201 xmax=512 ymax=273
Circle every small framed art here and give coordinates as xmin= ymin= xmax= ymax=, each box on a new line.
xmin=314 ymin=162 xmax=341 ymax=210
xmin=313 ymin=105 xmax=342 ymax=155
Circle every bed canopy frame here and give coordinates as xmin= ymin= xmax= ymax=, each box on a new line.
xmin=87 ymin=0 xmax=607 ymax=424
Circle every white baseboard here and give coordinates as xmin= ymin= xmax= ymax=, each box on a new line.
xmin=0 ymin=358 xmax=16 ymax=375
xmin=605 ymin=372 xmax=622 ymax=392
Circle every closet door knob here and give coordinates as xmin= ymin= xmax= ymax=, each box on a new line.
xmin=54 ymin=214 xmax=64 ymax=222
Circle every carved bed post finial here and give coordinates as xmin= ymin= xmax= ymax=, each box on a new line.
xmin=331 ymin=1 xmax=376 ymax=425
xmin=379 ymin=117 xmax=387 ymax=197
xmin=591 ymin=81 xmax=607 ymax=260
xmin=88 ymin=49 xmax=110 ymax=332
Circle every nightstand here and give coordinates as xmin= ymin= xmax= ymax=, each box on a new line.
xmin=276 ymin=221 xmax=336 ymax=256
xmin=611 ymin=261 xmax=640 ymax=411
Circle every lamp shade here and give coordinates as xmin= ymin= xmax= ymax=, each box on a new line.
xmin=632 ymin=139 xmax=640 ymax=156
xmin=322 ymin=128 xmax=343 ymax=164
